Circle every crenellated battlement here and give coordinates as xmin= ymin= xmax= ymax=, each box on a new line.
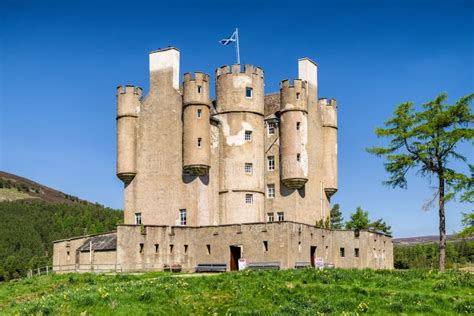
xmin=280 ymin=79 xmax=308 ymax=112
xmin=183 ymin=72 xmax=210 ymax=83
xmin=320 ymin=98 xmax=337 ymax=129
xmin=318 ymin=97 xmax=337 ymax=108
xmin=215 ymin=64 xmax=264 ymax=78
xmin=183 ymin=72 xmax=211 ymax=107
xmin=116 ymin=85 xmax=143 ymax=97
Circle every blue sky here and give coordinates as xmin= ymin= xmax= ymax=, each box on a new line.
xmin=1 ymin=0 xmax=472 ymax=237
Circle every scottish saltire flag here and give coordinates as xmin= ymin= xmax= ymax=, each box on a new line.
xmin=219 ymin=30 xmax=237 ymax=45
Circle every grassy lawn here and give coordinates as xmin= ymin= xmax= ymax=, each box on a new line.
xmin=0 ymin=269 xmax=472 ymax=315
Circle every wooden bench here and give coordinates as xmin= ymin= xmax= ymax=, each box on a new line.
xmin=248 ymin=262 xmax=280 ymax=270
xmin=195 ymin=263 xmax=227 ymax=273
xmin=294 ymin=262 xmax=311 ymax=269
xmin=163 ymin=264 xmax=182 ymax=273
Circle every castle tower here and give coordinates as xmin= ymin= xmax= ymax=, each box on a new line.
xmin=320 ymin=98 xmax=338 ymax=199
xmin=215 ymin=64 xmax=265 ymax=224
xmin=116 ymin=85 xmax=141 ymax=184
xmin=279 ymin=79 xmax=309 ymax=189
xmin=182 ymin=72 xmax=211 ymax=175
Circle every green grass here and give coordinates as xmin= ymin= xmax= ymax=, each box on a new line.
xmin=0 ymin=188 xmax=37 ymax=202
xmin=0 ymin=269 xmax=473 ymax=315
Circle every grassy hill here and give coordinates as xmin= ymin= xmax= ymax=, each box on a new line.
xmin=0 ymin=171 xmax=123 ymax=281
xmin=0 ymin=269 xmax=473 ymax=315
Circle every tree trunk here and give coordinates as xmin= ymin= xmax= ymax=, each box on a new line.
xmin=438 ymin=173 xmax=446 ymax=271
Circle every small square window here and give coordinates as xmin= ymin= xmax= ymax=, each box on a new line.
xmin=197 ymin=138 xmax=202 ymax=148
xmin=267 ymin=184 xmax=275 ymax=198
xmin=179 ymin=209 xmax=187 ymax=226
xmin=355 ymin=248 xmax=360 ymax=257
xmin=245 ymin=194 xmax=253 ymax=204
xmin=244 ymin=130 xmax=252 ymax=141
xmin=296 ymin=153 xmax=301 ymax=162
xmin=197 ymin=109 xmax=202 ymax=118
xmin=267 ymin=212 xmax=274 ymax=222
xmin=135 ymin=213 xmax=142 ymax=225
xmin=245 ymin=87 xmax=253 ymax=98
xmin=277 ymin=212 xmax=284 ymax=221
xmin=268 ymin=122 xmax=276 ymax=135
xmin=340 ymin=247 xmax=345 ymax=257
xmin=197 ymin=85 xmax=202 ymax=93
xmin=267 ymin=156 xmax=275 ymax=171
xmin=296 ymin=92 xmax=300 ymax=100
xmin=296 ymin=122 xmax=301 ymax=130
xmin=245 ymin=163 xmax=253 ymax=174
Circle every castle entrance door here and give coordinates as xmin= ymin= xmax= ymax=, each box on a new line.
xmin=310 ymin=246 xmax=317 ymax=267
xmin=229 ymin=246 xmax=241 ymax=271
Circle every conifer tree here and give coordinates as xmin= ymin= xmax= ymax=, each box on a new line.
xmin=367 ymin=93 xmax=473 ymax=271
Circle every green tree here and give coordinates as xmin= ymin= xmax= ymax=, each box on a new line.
xmin=459 ymin=211 xmax=474 ymax=237
xmin=367 ymin=93 xmax=473 ymax=271
xmin=369 ymin=218 xmax=392 ymax=236
xmin=345 ymin=207 xmax=369 ymax=231
xmin=330 ymin=203 xmax=344 ymax=229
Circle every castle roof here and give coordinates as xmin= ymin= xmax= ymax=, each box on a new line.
xmin=77 ymin=233 xmax=117 ymax=252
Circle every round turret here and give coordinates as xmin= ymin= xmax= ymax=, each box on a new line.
xmin=279 ymin=79 xmax=308 ymax=189
xmin=319 ymin=98 xmax=338 ymax=198
xmin=215 ymin=64 xmax=264 ymax=114
xmin=215 ymin=64 xmax=266 ymax=224
xmin=116 ymin=85 xmax=141 ymax=184
xmin=182 ymin=72 xmax=211 ymax=175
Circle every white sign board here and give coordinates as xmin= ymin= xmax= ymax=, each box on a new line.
xmin=315 ymin=257 xmax=324 ymax=269
xmin=238 ymin=258 xmax=247 ymax=271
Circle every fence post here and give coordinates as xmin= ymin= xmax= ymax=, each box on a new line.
xmin=37 ymin=267 xmax=40 ymax=275
xmin=46 ymin=266 xmax=49 ymax=275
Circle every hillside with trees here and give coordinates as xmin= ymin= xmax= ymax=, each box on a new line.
xmin=0 ymin=172 xmax=123 ymax=281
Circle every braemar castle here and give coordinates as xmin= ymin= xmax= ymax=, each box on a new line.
xmin=53 ymin=47 xmax=393 ymax=272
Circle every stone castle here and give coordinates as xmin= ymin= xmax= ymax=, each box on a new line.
xmin=53 ymin=47 xmax=393 ymax=272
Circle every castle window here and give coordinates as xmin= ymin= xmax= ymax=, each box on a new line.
xmin=197 ymin=137 xmax=202 ymax=148
xmin=245 ymin=130 xmax=252 ymax=141
xmin=134 ymin=213 xmax=142 ymax=225
xmin=179 ymin=209 xmax=187 ymax=226
xmin=296 ymin=92 xmax=300 ymax=100
xmin=296 ymin=122 xmax=301 ymax=130
xmin=340 ymin=247 xmax=345 ymax=257
xmin=170 ymin=244 xmax=174 ymax=254
xmin=155 ymin=244 xmax=159 ymax=253
xmin=197 ymin=109 xmax=202 ymax=118
xmin=246 ymin=87 xmax=253 ymax=98
xmin=267 ymin=212 xmax=274 ymax=222
xmin=245 ymin=163 xmax=253 ymax=174
xmin=355 ymin=248 xmax=360 ymax=258
xmin=296 ymin=153 xmax=301 ymax=162
xmin=197 ymin=85 xmax=202 ymax=93
xmin=277 ymin=212 xmax=284 ymax=221
xmin=268 ymin=122 xmax=276 ymax=135
xmin=267 ymin=156 xmax=275 ymax=171
xmin=245 ymin=194 xmax=253 ymax=204
xmin=184 ymin=244 xmax=189 ymax=254
xmin=139 ymin=243 xmax=144 ymax=253
xmin=206 ymin=244 xmax=211 ymax=255
xmin=267 ymin=184 xmax=275 ymax=198
xmin=263 ymin=241 xmax=268 ymax=252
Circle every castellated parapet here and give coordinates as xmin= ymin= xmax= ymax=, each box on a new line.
xmin=320 ymin=98 xmax=338 ymax=198
xmin=182 ymin=72 xmax=211 ymax=176
xmin=116 ymin=85 xmax=141 ymax=184
xmin=279 ymin=79 xmax=309 ymax=189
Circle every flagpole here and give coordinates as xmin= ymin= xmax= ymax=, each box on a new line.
xmin=235 ymin=28 xmax=240 ymax=65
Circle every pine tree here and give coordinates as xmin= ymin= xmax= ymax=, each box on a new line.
xmin=330 ymin=203 xmax=344 ymax=229
xmin=367 ymin=93 xmax=473 ymax=271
